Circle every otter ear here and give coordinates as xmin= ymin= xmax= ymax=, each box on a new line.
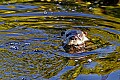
xmin=82 ymin=31 xmax=89 ymax=41
xmin=82 ymin=31 xmax=87 ymax=35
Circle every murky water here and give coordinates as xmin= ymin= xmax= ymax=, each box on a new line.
xmin=0 ymin=0 xmax=120 ymax=80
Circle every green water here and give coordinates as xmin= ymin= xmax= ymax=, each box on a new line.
xmin=0 ymin=0 xmax=120 ymax=80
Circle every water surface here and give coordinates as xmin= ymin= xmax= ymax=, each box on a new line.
xmin=0 ymin=0 xmax=120 ymax=80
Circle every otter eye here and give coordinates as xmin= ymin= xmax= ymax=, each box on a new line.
xmin=70 ymin=36 xmax=75 ymax=40
xmin=75 ymin=38 xmax=77 ymax=40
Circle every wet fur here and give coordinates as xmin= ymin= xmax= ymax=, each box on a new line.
xmin=62 ymin=30 xmax=89 ymax=53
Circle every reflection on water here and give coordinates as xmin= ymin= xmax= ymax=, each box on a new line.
xmin=0 ymin=0 xmax=120 ymax=80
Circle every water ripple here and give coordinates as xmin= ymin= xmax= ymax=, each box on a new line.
xmin=0 ymin=4 xmax=38 ymax=10
xmin=0 ymin=1 xmax=120 ymax=80
xmin=0 ymin=12 xmax=103 ymax=19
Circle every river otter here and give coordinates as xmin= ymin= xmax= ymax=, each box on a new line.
xmin=62 ymin=30 xmax=89 ymax=53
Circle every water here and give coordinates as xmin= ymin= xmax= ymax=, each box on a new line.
xmin=0 ymin=0 xmax=120 ymax=80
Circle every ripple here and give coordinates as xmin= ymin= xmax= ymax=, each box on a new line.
xmin=0 ymin=4 xmax=38 ymax=10
xmin=0 ymin=12 xmax=103 ymax=19
xmin=102 ymin=27 xmax=120 ymax=34
xmin=0 ymin=1 xmax=120 ymax=79
xmin=57 ymin=45 xmax=116 ymax=58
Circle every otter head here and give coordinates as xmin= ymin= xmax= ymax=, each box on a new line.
xmin=63 ymin=30 xmax=89 ymax=46
xmin=62 ymin=30 xmax=89 ymax=53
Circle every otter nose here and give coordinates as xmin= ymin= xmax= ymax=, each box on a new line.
xmin=70 ymin=36 xmax=76 ymax=40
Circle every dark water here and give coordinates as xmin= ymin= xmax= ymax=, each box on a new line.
xmin=0 ymin=0 xmax=120 ymax=80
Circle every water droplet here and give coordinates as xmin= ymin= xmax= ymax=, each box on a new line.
xmin=22 ymin=77 xmax=26 ymax=80
xmin=73 ymin=19 xmax=75 ymax=20
xmin=72 ymin=9 xmax=75 ymax=12
xmin=42 ymin=9 xmax=45 ymax=10
xmin=94 ymin=1 xmax=99 ymax=4
xmin=59 ymin=2 xmax=62 ymax=4
xmin=75 ymin=60 xmax=78 ymax=62
xmin=56 ymin=19 xmax=59 ymax=20
xmin=88 ymin=59 xmax=92 ymax=62
xmin=69 ymin=19 xmax=72 ymax=21
xmin=43 ymin=11 xmax=48 ymax=15
xmin=56 ymin=4 xmax=59 ymax=6
xmin=10 ymin=46 xmax=18 ymax=50
xmin=89 ymin=7 xmax=93 ymax=10
xmin=10 ymin=42 xmax=14 ymax=45
xmin=49 ymin=8 xmax=52 ymax=11
xmin=25 ymin=42 xmax=30 ymax=45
